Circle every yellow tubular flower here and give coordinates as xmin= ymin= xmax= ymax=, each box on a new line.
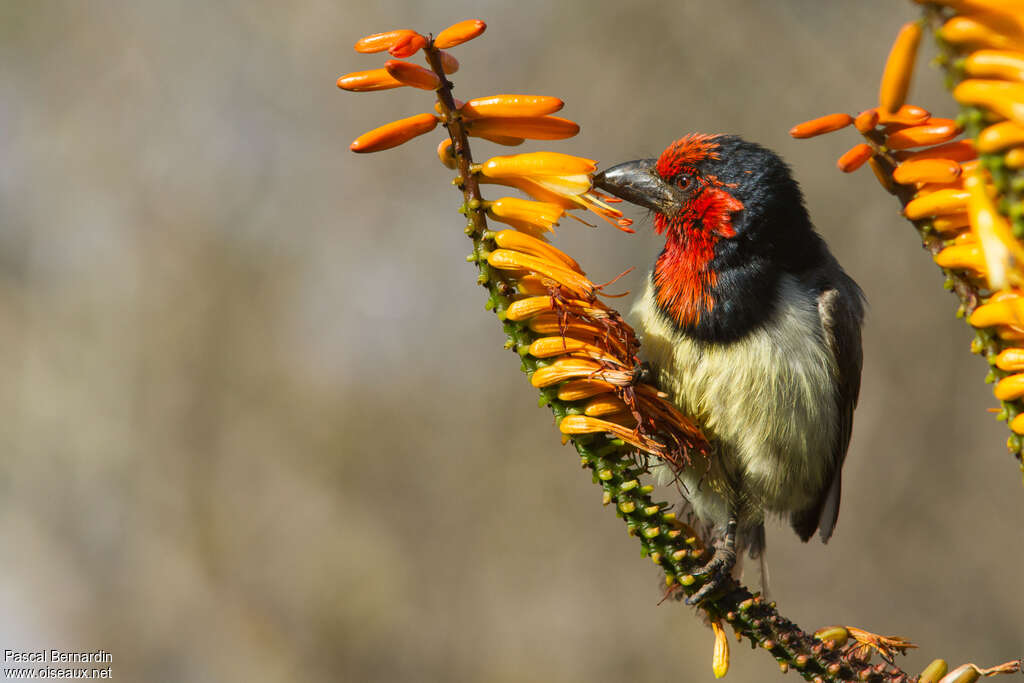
xmin=941 ymin=15 xmax=1024 ymax=52
xmin=977 ymin=120 xmax=1024 ymax=153
xmin=917 ymin=659 xmax=949 ymax=683
xmin=487 ymin=197 xmax=564 ymax=232
xmin=966 ymin=168 xmax=1024 ymax=290
xmin=1006 ymin=147 xmax=1024 ymax=168
xmin=711 ymin=620 xmax=730 ymax=679
xmin=968 ymin=296 xmax=1024 ymax=328
xmin=904 ymin=189 xmax=970 ymax=219
xmin=1011 ymin=413 xmax=1024 ymax=435
xmin=492 ymin=230 xmax=583 ymax=273
xmin=481 ymin=152 xmax=597 ymax=178
xmin=954 ymin=79 xmax=1024 ymax=125
xmin=965 ymin=49 xmax=1024 ymax=82
xmin=995 ymin=347 xmax=1024 ymax=371
xmin=486 ymin=249 xmax=594 ymax=298
xmin=932 ymin=213 xmax=972 ymax=234
xmin=558 ymin=414 xmax=644 ymax=445
xmin=934 ymin=243 xmax=986 ymax=274
xmin=995 ymin=373 xmax=1024 ymax=401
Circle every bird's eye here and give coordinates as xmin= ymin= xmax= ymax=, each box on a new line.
xmin=676 ymin=174 xmax=693 ymax=189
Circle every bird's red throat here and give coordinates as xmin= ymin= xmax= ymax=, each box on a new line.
xmin=652 ymin=185 xmax=743 ymax=328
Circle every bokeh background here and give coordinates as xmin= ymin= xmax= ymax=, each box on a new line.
xmin=1 ymin=1 xmax=1021 ymax=681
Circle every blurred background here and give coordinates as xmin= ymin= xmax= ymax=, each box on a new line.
xmin=1 ymin=1 xmax=1021 ymax=681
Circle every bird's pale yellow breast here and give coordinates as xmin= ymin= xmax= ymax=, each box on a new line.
xmin=632 ymin=275 xmax=838 ymax=523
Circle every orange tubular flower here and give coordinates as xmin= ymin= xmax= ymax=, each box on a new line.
xmin=505 ymin=295 xmax=608 ymax=322
xmin=885 ymin=119 xmax=963 ymax=150
xmin=954 ymin=79 xmax=1024 ymax=125
xmin=837 ymin=144 xmax=873 ymax=173
xmin=527 ymin=314 xmax=612 ymax=338
xmin=558 ymin=415 xmax=652 ymax=453
xmin=788 ymin=113 xmax=854 ymax=139
xmin=468 ymin=116 xmax=580 ymax=140
xmin=898 ymin=139 xmax=977 ymax=163
xmin=350 ymin=113 xmax=439 ymax=153
xmin=337 ymin=68 xmax=404 ymax=92
xmin=893 ymin=159 xmax=962 ymax=185
xmin=434 ymin=19 xmax=487 ymax=49
xmin=472 ymin=132 xmax=527 ymax=146
xmin=492 ymin=229 xmax=583 ymax=273
xmin=529 ymin=336 xmax=616 ymax=360
xmin=965 ymin=49 xmax=1024 ymax=82
xmin=877 ymin=104 xmax=931 ymax=126
xmin=904 ymin=188 xmax=970 ymax=219
xmin=583 ymin=395 xmax=629 ymax=417
xmin=461 ymin=95 xmax=565 ymax=119
xmin=388 ymin=32 xmax=427 ymax=58
xmin=487 ymin=196 xmax=564 ymax=232
xmin=854 ymin=109 xmax=880 ymax=132
xmin=437 ymin=139 xmax=457 ymax=169
xmin=384 ymin=60 xmax=441 ymax=90
xmin=977 ymin=120 xmax=1024 ymax=153
xmin=556 ymin=379 xmax=616 ymax=401
xmin=879 ymin=22 xmax=923 ymax=114
xmin=354 ymin=29 xmax=419 ymax=53
xmin=439 ymin=51 xmax=460 ymax=75
xmin=530 ymin=358 xmax=632 ymax=388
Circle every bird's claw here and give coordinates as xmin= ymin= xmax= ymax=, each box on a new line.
xmin=685 ymin=542 xmax=737 ymax=605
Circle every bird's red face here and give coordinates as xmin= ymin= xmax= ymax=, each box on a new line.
xmin=594 ymin=134 xmax=815 ymax=341
xmin=595 ymin=134 xmax=746 ymax=328
xmin=650 ymin=135 xmax=744 ymax=328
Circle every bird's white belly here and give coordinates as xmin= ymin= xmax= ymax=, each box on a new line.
xmin=632 ymin=275 xmax=837 ymax=524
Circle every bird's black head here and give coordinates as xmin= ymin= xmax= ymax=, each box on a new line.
xmin=594 ymin=134 xmax=823 ymax=341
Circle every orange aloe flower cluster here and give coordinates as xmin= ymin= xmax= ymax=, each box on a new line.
xmin=337 ymin=20 xmax=705 ymax=470
xmin=791 ymin=3 xmax=1024 ymax=464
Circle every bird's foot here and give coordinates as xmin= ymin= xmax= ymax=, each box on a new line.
xmin=685 ymin=519 xmax=738 ymax=605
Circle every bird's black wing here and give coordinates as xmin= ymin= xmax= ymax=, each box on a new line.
xmin=791 ymin=265 xmax=865 ymax=542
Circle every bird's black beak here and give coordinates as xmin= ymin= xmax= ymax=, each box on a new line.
xmin=593 ymin=159 xmax=676 ymax=215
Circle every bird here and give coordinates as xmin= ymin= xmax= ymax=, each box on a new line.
xmin=592 ymin=134 xmax=864 ymax=605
